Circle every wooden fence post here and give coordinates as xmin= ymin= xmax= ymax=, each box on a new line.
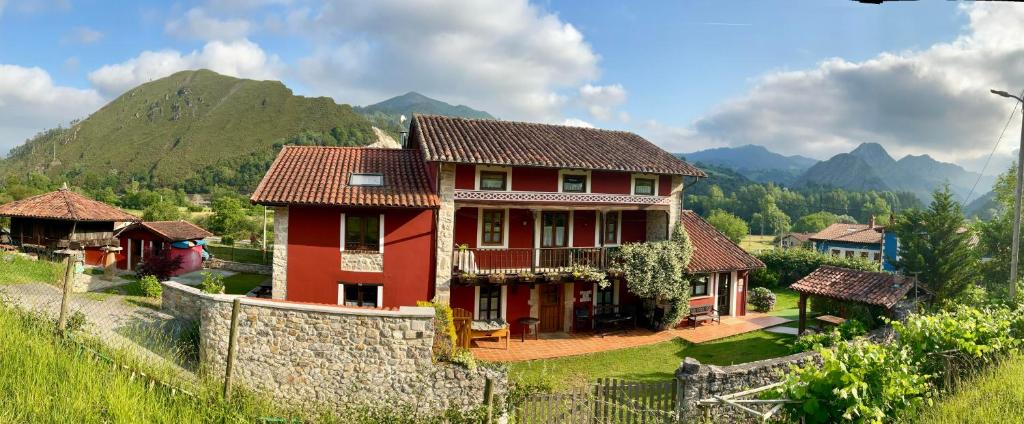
xmin=484 ymin=377 xmax=494 ymax=424
xmin=56 ymin=254 xmax=75 ymax=334
xmin=223 ymin=298 xmax=241 ymax=400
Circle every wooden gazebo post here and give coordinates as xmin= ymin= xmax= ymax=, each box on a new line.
xmin=797 ymin=292 xmax=808 ymax=335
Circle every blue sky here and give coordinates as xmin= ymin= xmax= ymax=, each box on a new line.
xmin=0 ymin=1 xmax=1021 ymax=173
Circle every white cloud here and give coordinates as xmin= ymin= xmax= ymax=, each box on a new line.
xmin=166 ymin=7 xmax=252 ymax=41
xmin=88 ymin=39 xmax=282 ymax=97
xmin=561 ymin=118 xmax=594 ymax=128
xmin=292 ymin=0 xmax=600 ymax=122
xmin=0 ymin=0 xmax=7 ymax=17
xmin=0 ymin=65 xmax=103 ymax=153
xmin=578 ymin=83 xmax=627 ymax=120
xmin=64 ymin=26 xmax=103 ymax=44
xmin=679 ymin=3 xmax=1024 ymax=169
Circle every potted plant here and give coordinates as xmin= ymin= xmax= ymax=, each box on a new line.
xmin=458 ymin=271 xmax=477 ymax=284
xmin=517 ymin=270 xmax=536 ymax=283
xmin=487 ymin=273 xmax=506 ymax=284
xmin=545 ymin=271 xmax=562 ymax=283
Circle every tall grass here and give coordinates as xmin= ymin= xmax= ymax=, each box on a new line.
xmin=0 ymin=253 xmax=63 ymax=285
xmin=914 ymin=354 xmax=1024 ymax=423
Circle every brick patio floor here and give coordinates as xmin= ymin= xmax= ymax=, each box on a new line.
xmin=471 ymin=312 xmax=791 ymax=362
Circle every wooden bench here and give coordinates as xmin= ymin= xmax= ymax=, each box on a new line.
xmin=686 ymin=305 xmax=720 ymax=329
xmin=470 ymin=327 xmax=510 ymax=350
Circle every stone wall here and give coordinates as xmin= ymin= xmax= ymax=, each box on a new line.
xmin=676 ymin=351 xmax=821 ymax=421
xmin=160 ymin=281 xmax=505 ymax=414
xmin=272 ymin=206 xmax=288 ymax=300
xmin=433 ymin=163 xmax=456 ymax=305
xmin=340 ymin=251 xmax=384 ymax=272
xmin=206 ymin=258 xmax=272 ymax=275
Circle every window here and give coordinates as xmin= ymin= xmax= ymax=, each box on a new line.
xmin=479 ymin=171 xmax=507 ymax=191
xmin=845 ymin=251 xmax=854 ymax=258
xmin=478 ymin=285 xmax=502 ymax=321
xmin=691 ymin=275 xmax=709 ymax=297
xmin=342 ymin=283 xmax=380 ymax=307
xmin=596 ymin=284 xmax=614 ymax=306
xmin=873 ymin=252 xmax=881 ymax=262
xmin=603 ymin=212 xmax=619 ymax=245
xmin=633 ymin=178 xmax=655 ymax=195
xmin=349 ymin=173 xmax=383 ymax=186
xmin=345 ymin=214 xmax=380 ymax=251
xmin=831 ymin=249 xmax=840 ymax=256
xmin=481 ymin=210 xmax=505 ymax=245
xmin=860 ymin=251 xmax=869 ymax=259
xmin=562 ymin=174 xmax=587 ymax=193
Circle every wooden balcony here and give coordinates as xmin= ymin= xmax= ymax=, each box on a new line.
xmin=452 ymin=246 xmax=620 ymax=276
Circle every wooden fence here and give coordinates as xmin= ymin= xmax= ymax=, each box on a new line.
xmin=517 ymin=378 xmax=677 ymax=423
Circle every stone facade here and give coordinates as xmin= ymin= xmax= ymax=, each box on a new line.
xmin=669 ymin=175 xmax=683 ymax=226
xmin=676 ymin=352 xmax=822 ymax=421
xmin=433 ymin=163 xmax=456 ymax=305
xmin=206 ymin=258 xmax=272 ymax=275
xmin=160 ymin=281 xmax=505 ymax=413
xmin=272 ymin=206 xmax=288 ymax=300
xmin=340 ymin=251 xmax=384 ymax=272
xmin=646 ymin=210 xmax=669 ymax=242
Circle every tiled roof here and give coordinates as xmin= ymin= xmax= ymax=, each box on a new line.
xmin=680 ymin=210 xmax=765 ymax=273
xmin=117 ymin=221 xmax=213 ymax=241
xmin=789 ymin=266 xmax=914 ymax=308
xmin=785 ymin=233 xmax=813 ymax=242
xmin=809 ymin=223 xmax=883 ymax=244
xmin=0 ymin=189 xmax=138 ymax=222
xmin=250 ymin=146 xmax=439 ymax=208
xmin=411 ymin=115 xmax=706 ymax=176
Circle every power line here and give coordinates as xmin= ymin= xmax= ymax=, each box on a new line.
xmin=963 ymin=88 xmax=1024 ymax=207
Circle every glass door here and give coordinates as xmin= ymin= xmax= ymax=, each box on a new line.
xmin=540 ymin=211 xmax=570 ymax=268
xmin=717 ymin=272 xmax=732 ymax=316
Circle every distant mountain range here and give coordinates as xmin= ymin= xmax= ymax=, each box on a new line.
xmin=356 ymin=91 xmax=494 ymax=121
xmin=682 ymin=142 xmax=994 ymax=203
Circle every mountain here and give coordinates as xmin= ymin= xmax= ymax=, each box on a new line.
xmin=0 ymin=69 xmax=382 ymax=190
xmin=680 ymin=145 xmax=818 ymax=185
xmin=794 ymin=142 xmax=994 ymax=202
xmin=356 ymin=91 xmax=494 ymax=121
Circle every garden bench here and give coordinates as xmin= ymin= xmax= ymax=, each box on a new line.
xmin=686 ymin=305 xmax=720 ymax=329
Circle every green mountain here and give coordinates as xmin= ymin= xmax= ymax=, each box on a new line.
xmin=0 ymin=69 xmax=379 ymax=191
xmin=357 ymin=91 xmax=494 ymax=120
xmin=680 ymin=145 xmax=818 ymax=185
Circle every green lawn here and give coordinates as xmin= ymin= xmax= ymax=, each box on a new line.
xmin=207 ymin=244 xmax=272 ymax=265
xmin=739 ymin=235 xmax=776 ymax=253
xmin=507 ymin=331 xmax=794 ymax=391
xmin=0 ymin=254 xmax=64 ymax=285
xmin=104 ymin=276 xmax=161 ymax=310
xmin=748 ymin=287 xmax=805 ymax=328
xmin=222 ymin=273 xmax=269 ymax=295
xmin=914 ymin=355 xmax=1024 ymax=423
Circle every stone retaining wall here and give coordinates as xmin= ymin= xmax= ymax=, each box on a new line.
xmin=160 ymin=281 xmax=505 ymax=414
xmin=676 ymin=351 xmax=821 ymax=421
xmin=205 ymin=258 xmax=272 ymax=275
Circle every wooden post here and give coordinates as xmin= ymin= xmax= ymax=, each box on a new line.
xmin=798 ymin=292 xmax=808 ymax=335
xmin=56 ymin=254 xmax=74 ymax=334
xmin=483 ymin=377 xmax=494 ymax=424
xmin=223 ymin=298 xmax=241 ymax=400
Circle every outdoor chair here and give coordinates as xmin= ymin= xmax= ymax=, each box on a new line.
xmin=573 ymin=305 xmax=592 ymax=332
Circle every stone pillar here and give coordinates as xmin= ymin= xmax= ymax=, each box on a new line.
xmin=434 ymin=163 xmax=457 ymax=305
xmin=669 ymin=175 xmax=684 ymax=227
xmin=646 ymin=210 xmax=669 ymax=241
xmin=271 ymin=206 xmax=288 ymax=300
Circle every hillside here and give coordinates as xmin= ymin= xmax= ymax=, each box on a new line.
xmin=796 ymin=153 xmax=891 ymax=192
xmin=354 ymin=91 xmax=494 ymax=133
xmin=681 ymin=145 xmax=817 ymax=185
xmin=0 ymin=69 xmax=379 ymax=190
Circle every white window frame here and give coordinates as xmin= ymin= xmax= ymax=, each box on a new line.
xmin=473 ymin=285 xmax=508 ymax=321
xmin=340 ymin=213 xmax=385 ymax=253
xmin=558 ymin=169 xmax=592 ymax=193
xmin=477 ymin=208 xmax=510 ymax=249
xmin=630 ymin=173 xmax=660 ymax=196
xmin=690 ymin=274 xmax=712 ymax=299
xmin=599 ymin=210 xmax=622 ymax=247
xmin=337 ymin=283 xmax=383 ymax=308
xmin=475 ymin=165 xmax=512 ymax=191
xmin=348 ymin=173 xmax=384 ymax=187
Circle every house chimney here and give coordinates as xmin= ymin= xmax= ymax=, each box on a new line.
xmin=869 ymin=215 xmax=876 ymax=229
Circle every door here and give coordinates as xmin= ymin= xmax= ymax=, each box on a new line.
xmin=539 ymin=284 xmax=563 ymax=333
xmin=717 ymin=272 xmax=732 ymax=316
xmin=129 ymin=239 xmax=144 ymax=270
xmin=540 ymin=211 xmax=570 ymax=268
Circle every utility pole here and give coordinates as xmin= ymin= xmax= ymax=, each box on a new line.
xmin=990 ymin=89 xmax=1024 ymax=299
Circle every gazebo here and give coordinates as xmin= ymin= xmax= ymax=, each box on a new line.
xmin=789 ymin=265 xmax=915 ymax=334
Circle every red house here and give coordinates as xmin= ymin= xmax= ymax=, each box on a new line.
xmin=115 ymin=220 xmax=213 ymax=276
xmin=252 ymin=116 xmax=763 ymax=336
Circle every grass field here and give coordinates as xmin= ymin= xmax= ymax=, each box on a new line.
xmin=738 ymin=235 xmax=775 ymax=252
xmin=222 ymin=273 xmax=269 ymax=295
xmin=0 ymin=254 xmax=64 ymax=285
xmin=508 ymin=331 xmax=794 ymax=390
xmin=914 ymin=355 xmax=1024 ymax=424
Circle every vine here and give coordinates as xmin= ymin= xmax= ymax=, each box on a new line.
xmin=616 ymin=223 xmax=694 ymax=329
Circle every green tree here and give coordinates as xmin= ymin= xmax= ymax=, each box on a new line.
xmin=977 ymin=164 xmax=1018 ymax=297
xmin=142 ymin=200 xmax=184 ymax=221
xmin=706 ymin=209 xmax=748 ymax=244
xmin=892 ymin=186 xmax=978 ymax=304
xmin=206 ymin=196 xmax=256 ymax=238
xmin=792 ymin=211 xmax=840 ymax=233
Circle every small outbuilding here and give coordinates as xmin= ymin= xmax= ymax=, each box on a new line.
xmin=789 ymin=265 xmax=915 ymax=334
xmin=0 ymin=187 xmax=138 ymax=266
xmin=115 ymin=220 xmax=213 ymax=276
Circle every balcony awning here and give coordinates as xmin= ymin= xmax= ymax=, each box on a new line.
xmin=453 ymin=190 xmax=671 ymax=210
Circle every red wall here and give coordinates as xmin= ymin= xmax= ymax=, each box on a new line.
xmin=285 ymin=206 xmax=436 ymax=308
xmin=455 ymin=164 xmax=476 ymax=189
xmin=505 ymin=284 xmax=532 ymax=334
xmin=447 ymin=164 xmax=673 ymax=196
xmin=84 ymin=247 xmax=104 ymax=266
xmin=620 ymin=211 xmax=647 ymax=243
xmin=591 ymin=171 xmax=632 ymax=194
xmin=658 ymin=175 xmax=672 ymax=196
xmin=572 ymin=211 xmax=596 ymax=247
xmin=512 ymin=167 xmax=558 ymax=192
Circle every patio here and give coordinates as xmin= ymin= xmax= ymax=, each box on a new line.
xmin=471 ymin=312 xmax=791 ymax=362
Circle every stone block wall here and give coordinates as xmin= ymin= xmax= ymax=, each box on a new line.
xmin=206 ymin=258 xmax=272 ymax=275
xmin=676 ymin=351 xmax=821 ymax=421
xmin=160 ymin=281 xmax=506 ymax=414
xmin=340 ymin=251 xmax=384 ymax=272
xmin=272 ymin=206 xmax=288 ymax=300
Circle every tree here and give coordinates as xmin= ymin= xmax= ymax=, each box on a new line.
xmin=977 ymin=164 xmax=1018 ymax=297
xmin=616 ymin=223 xmax=693 ymax=329
xmin=892 ymin=185 xmax=978 ymax=304
xmin=792 ymin=211 xmax=841 ymax=233
xmin=706 ymin=210 xmax=748 ymax=244
xmin=206 ymin=196 xmax=257 ymax=238
xmin=142 ymin=200 xmax=184 ymax=221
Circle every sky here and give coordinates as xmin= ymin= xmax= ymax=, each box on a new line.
xmin=1 ymin=0 xmax=1023 ymax=175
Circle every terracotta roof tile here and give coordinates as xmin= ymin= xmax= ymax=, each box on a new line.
xmin=680 ymin=210 xmax=765 ymax=273
xmin=117 ymin=221 xmax=213 ymax=241
xmin=0 ymin=189 xmax=138 ymax=222
xmin=250 ymin=146 xmax=439 ymax=208
xmin=809 ymin=223 xmax=883 ymax=244
xmin=411 ymin=115 xmax=705 ymax=176
xmin=789 ymin=266 xmax=914 ymax=308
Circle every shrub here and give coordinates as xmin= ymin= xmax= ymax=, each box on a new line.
xmin=448 ymin=348 xmax=477 ymax=371
xmin=418 ymin=301 xmax=457 ymax=359
xmin=221 ymin=236 xmax=235 ymax=246
xmin=755 ymin=248 xmax=879 ymax=289
xmin=198 ymin=272 xmax=225 ymax=294
xmin=135 ymin=252 xmax=184 ymax=281
xmin=749 ymin=267 xmax=779 ymax=288
xmin=616 ymin=224 xmax=694 ymax=329
xmin=138 ymin=275 xmax=163 ymax=298
xmin=65 ymin=310 xmax=88 ymax=333
xmin=890 ymin=306 xmax=1021 ymax=378
xmin=775 ymin=340 xmax=931 ymax=423
xmin=791 ymin=319 xmax=867 ymax=353
xmin=749 ymin=287 xmax=776 ymax=312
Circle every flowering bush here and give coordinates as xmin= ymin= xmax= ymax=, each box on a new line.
xmin=748 ymin=287 xmax=776 ymax=312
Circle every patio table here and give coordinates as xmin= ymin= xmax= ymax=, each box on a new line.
xmin=517 ymin=317 xmax=540 ymax=342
